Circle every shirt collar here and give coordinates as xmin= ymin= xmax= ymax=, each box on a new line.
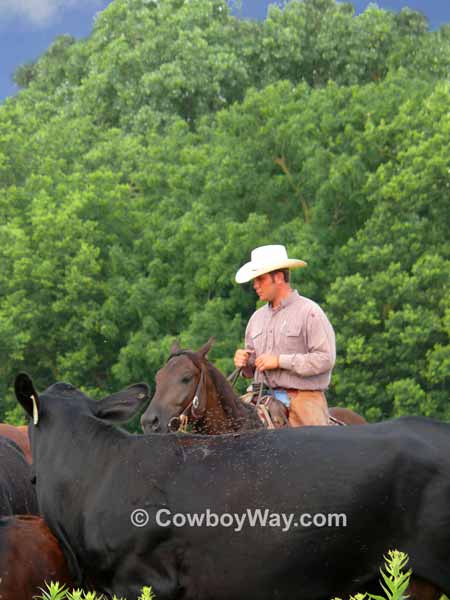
xmin=269 ymin=289 xmax=299 ymax=312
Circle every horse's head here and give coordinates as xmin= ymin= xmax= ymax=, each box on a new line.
xmin=140 ymin=339 xmax=214 ymax=434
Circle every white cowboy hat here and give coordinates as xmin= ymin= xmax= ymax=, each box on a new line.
xmin=235 ymin=245 xmax=307 ymax=284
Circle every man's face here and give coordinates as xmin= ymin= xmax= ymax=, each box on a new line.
xmin=253 ymin=273 xmax=277 ymax=302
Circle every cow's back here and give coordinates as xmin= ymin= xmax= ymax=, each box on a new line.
xmin=0 ymin=516 xmax=74 ymax=600
xmin=0 ymin=437 xmax=38 ymax=515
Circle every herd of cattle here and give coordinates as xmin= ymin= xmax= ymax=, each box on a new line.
xmin=0 ymin=373 xmax=448 ymax=599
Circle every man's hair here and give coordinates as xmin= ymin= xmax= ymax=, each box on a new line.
xmin=269 ymin=269 xmax=290 ymax=283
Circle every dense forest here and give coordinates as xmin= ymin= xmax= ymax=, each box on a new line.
xmin=0 ymin=0 xmax=448 ymax=424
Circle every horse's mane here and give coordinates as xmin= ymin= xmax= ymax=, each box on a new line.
xmin=203 ymin=359 xmax=262 ymax=431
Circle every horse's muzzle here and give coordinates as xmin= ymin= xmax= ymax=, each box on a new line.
xmin=168 ymin=416 xmax=181 ymax=432
xmin=141 ymin=414 xmax=161 ymax=434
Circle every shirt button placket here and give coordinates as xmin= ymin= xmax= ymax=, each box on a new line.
xmin=267 ymin=315 xmax=274 ymax=352
xmin=267 ymin=315 xmax=275 ymax=389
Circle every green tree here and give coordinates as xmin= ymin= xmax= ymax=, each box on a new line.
xmin=1 ymin=0 xmax=448 ymax=425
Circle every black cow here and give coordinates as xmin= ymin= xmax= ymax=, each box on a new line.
xmin=0 ymin=436 xmax=38 ymax=515
xmin=15 ymin=373 xmax=450 ymax=600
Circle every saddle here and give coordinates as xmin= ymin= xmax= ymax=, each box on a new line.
xmin=240 ymin=384 xmax=289 ymax=429
xmin=240 ymin=384 xmax=346 ymax=428
xmin=229 ymin=369 xmax=346 ymax=428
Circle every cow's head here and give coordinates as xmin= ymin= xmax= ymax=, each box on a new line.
xmin=15 ymin=373 xmax=150 ymax=431
xmin=14 ymin=373 xmax=150 ymax=588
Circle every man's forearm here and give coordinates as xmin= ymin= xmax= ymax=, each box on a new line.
xmin=278 ymin=351 xmax=334 ymax=377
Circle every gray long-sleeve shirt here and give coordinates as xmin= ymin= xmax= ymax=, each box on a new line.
xmin=243 ymin=290 xmax=336 ymax=391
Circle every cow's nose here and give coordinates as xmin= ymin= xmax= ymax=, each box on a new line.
xmin=141 ymin=414 xmax=160 ymax=433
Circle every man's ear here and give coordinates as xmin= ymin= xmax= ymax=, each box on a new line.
xmin=92 ymin=383 xmax=150 ymax=423
xmin=197 ymin=337 xmax=215 ymax=358
xmin=15 ymin=373 xmax=40 ymax=426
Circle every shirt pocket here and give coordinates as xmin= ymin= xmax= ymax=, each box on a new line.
xmin=282 ymin=323 xmax=303 ymax=353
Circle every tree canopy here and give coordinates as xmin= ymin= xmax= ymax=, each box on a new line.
xmin=1 ymin=0 xmax=449 ymax=424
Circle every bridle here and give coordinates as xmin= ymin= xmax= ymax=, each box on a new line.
xmin=166 ymin=351 xmax=207 ymax=433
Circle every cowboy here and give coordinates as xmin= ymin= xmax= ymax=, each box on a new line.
xmin=233 ymin=244 xmax=335 ymax=427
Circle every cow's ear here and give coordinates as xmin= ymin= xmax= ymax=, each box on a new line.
xmin=197 ymin=337 xmax=215 ymax=358
xmin=93 ymin=383 xmax=150 ymax=423
xmin=15 ymin=373 xmax=40 ymax=426
xmin=170 ymin=339 xmax=181 ymax=355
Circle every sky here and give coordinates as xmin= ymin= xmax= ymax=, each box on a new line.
xmin=0 ymin=0 xmax=449 ymax=103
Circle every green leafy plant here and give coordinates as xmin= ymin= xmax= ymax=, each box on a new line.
xmin=33 ymin=584 xmax=155 ymax=600
xmin=34 ymin=582 xmax=69 ymax=600
xmin=137 ymin=588 xmax=156 ymax=600
xmin=333 ymin=550 xmax=412 ymax=600
xmin=369 ymin=551 xmax=412 ymax=600
xmin=65 ymin=591 xmax=84 ymax=600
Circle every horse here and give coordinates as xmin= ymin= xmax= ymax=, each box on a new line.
xmin=141 ymin=339 xmax=366 ymax=434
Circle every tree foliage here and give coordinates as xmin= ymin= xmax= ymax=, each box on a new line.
xmin=1 ymin=0 xmax=448 ymax=423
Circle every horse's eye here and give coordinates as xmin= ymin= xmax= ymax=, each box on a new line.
xmin=181 ymin=376 xmax=192 ymax=384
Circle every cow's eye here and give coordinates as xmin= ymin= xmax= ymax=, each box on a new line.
xmin=181 ymin=376 xmax=192 ymax=384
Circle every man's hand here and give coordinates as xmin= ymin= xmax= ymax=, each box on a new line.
xmin=234 ymin=349 xmax=251 ymax=368
xmin=255 ymin=354 xmax=280 ymax=372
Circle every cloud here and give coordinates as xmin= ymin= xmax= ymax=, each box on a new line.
xmin=0 ymin=0 xmax=103 ymax=27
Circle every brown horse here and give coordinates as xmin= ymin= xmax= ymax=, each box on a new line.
xmin=141 ymin=339 xmax=366 ymax=434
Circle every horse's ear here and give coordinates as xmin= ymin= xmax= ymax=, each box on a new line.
xmin=197 ymin=337 xmax=215 ymax=358
xmin=170 ymin=339 xmax=181 ymax=355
